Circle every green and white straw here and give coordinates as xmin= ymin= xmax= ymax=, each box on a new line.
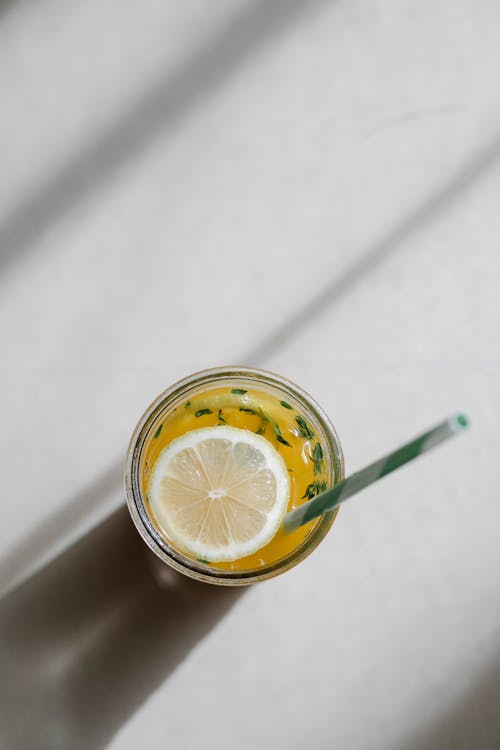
xmin=283 ymin=413 xmax=469 ymax=532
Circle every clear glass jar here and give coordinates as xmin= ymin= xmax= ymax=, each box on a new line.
xmin=125 ymin=367 xmax=344 ymax=585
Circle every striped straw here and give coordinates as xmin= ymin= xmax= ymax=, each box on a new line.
xmin=283 ymin=413 xmax=469 ymax=532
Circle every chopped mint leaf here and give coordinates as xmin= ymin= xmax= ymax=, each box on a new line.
xmin=280 ymin=400 xmax=293 ymax=409
xmin=217 ymin=409 xmax=226 ymax=423
xmin=274 ymin=423 xmax=291 ymax=446
xmin=313 ymin=443 xmax=323 ymax=462
xmin=312 ymin=442 xmax=324 ymax=475
xmin=302 ymin=483 xmax=317 ymax=500
xmin=185 ymin=401 xmax=191 ymax=408
xmin=296 ymin=416 xmax=315 ymax=440
xmin=255 ymin=427 xmax=265 ymax=435
xmin=153 ymin=424 xmax=163 ymax=439
xmin=239 ymin=407 xmax=256 ymax=414
xmin=301 ymin=480 xmax=327 ymax=500
xmin=195 ymin=408 xmax=213 ymax=417
xmin=231 ymin=388 xmax=247 ymax=394
xmin=277 ymin=435 xmax=292 ymax=447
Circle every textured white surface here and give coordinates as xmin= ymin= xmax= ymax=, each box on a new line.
xmin=1 ymin=0 xmax=499 ymax=748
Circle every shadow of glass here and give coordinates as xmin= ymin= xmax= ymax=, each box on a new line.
xmin=0 ymin=463 xmax=124 ymax=595
xmin=0 ymin=507 xmax=243 ymax=750
xmin=399 ymin=654 xmax=500 ymax=750
xmin=0 ymin=463 xmax=123 ymax=597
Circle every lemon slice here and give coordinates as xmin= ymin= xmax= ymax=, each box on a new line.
xmin=149 ymin=426 xmax=290 ymax=562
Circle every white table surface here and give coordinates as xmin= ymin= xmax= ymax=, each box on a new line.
xmin=1 ymin=1 xmax=499 ymax=748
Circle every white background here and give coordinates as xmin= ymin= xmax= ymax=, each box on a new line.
xmin=1 ymin=1 xmax=499 ymax=748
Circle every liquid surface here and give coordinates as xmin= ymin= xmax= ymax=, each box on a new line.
xmin=141 ymin=386 xmax=333 ymax=572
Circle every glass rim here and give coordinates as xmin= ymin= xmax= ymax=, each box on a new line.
xmin=124 ymin=366 xmax=345 ymax=585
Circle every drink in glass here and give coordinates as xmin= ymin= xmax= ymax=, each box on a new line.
xmin=125 ymin=367 xmax=344 ymax=585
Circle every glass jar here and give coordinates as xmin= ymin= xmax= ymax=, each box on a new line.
xmin=125 ymin=367 xmax=344 ymax=585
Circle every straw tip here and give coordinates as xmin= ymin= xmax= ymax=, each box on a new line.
xmin=449 ymin=412 xmax=469 ymax=431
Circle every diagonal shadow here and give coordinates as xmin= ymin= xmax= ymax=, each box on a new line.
xmin=0 ymin=507 xmax=243 ymax=750
xmin=241 ymin=132 xmax=500 ymax=365
xmin=0 ymin=0 xmax=332 ymax=277
xmin=0 ymin=0 xmax=15 ymax=18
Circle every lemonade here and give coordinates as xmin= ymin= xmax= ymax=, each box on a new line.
xmin=126 ymin=368 xmax=344 ymax=585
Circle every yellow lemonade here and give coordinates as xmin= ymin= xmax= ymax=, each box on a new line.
xmin=141 ymin=385 xmax=331 ymax=572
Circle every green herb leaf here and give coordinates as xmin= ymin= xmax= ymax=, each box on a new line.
xmin=153 ymin=424 xmax=163 ymax=439
xmin=302 ymin=483 xmax=317 ymax=500
xmin=185 ymin=401 xmax=191 ymax=408
xmin=301 ymin=480 xmax=327 ymax=500
xmin=239 ymin=407 xmax=256 ymax=414
xmin=274 ymin=423 xmax=291 ymax=446
xmin=231 ymin=388 xmax=247 ymax=395
xmin=280 ymin=400 xmax=293 ymax=410
xmin=217 ymin=409 xmax=226 ymax=424
xmin=195 ymin=408 xmax=213 ymax=417
xmin=255 ymin=427 xmax=265 ymax=435
xmin=312 ymin=442 xmax=324 ymax=475
xmin=296 ymin=416 xmax=315 ymax=440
